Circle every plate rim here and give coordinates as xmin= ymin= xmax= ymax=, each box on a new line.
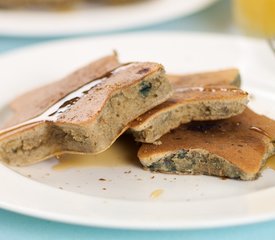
xmin=0 ymin=0 xmax=217 ymax=37
xmin=1 ymin=163 xmax=275 ymax=230
xmin=0 ymin=31 xmax=275 ymax=230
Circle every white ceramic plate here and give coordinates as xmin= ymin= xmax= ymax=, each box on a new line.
xmin=0 ymin=32 xmax=275 ymax=230
xmin=0 ymin=0 xmax=217 ymax=37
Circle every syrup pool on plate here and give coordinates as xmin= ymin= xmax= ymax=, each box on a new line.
xmin=53 ymin=135 xmax=140 ymax=170
xmin=265 ymin=155 xmax=275 ymax=171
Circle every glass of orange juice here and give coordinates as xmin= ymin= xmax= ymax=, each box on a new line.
xmin=233 ymin=0 xmax=275 ymax=38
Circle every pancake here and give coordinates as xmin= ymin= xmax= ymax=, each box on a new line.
xmin=138 ymin=108 xmax=275 ymax=180
xmin=0 ymin=59 xmax=172 ymax=166
xmin=130 ymin=68 xmax=248 ymax=143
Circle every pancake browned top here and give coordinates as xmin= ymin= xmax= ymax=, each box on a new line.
xmin=8 ymin=54 xmax=120 ymax=126
xmin=169 ymin=68 xmax=240 ymax=88
xmin=139 ymin=108 xmax=275 ymax=174
xmin=4 ymin=61 xmax=165 ymax=133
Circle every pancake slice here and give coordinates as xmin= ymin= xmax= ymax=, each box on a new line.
xmin=0 ymin=60 xmax=172 ymax=166
xmin=130 ymin=68 xmax=248 ymax=143
xmin=138 ymin=108 xmax=275 ymax=180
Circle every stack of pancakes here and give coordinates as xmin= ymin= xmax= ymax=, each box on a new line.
xmin=0 ymin=53 xmax=274 ymax=181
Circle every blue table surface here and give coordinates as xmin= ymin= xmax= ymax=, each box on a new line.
xmin=1 ymin=1 xmax=275 ymax=239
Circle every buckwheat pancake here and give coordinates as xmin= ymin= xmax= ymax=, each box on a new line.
xmin=130 ymin=68 xmax=248 ymax=143
xmin=138 ymin=108 xmax=275 ymax=180
xmin=0 ymin=59 xmax=172 ymax=166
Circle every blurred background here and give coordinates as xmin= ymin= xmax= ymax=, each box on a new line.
xmin=0 ymin=0 xmax=274 ymax=52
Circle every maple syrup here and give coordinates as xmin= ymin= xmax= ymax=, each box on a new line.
xmin=53 ymin=135 xmax=140 ymax=170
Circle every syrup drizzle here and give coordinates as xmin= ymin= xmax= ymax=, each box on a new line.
xmin=53 ymin=135 xmax=139 ymax=170
xmin=249 ymin=126 xmax=272 ymax=139
xmin=0 ymin=63 xmax=136 ymax=136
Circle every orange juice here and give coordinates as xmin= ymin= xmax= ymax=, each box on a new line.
xmin=233 ymin=0 xmax=275 ymax=37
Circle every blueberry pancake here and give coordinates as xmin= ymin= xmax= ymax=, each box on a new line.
xmin=0 ymin=57 xmax=172 ymax=166
xmin=138 ymin=108 xmax=275 ymax=180
xmin=130 ymin=69 xmax=248 ymax=143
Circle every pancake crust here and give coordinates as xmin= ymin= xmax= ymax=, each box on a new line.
xmin=138 ymin=108 xmax=275 ymax=180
